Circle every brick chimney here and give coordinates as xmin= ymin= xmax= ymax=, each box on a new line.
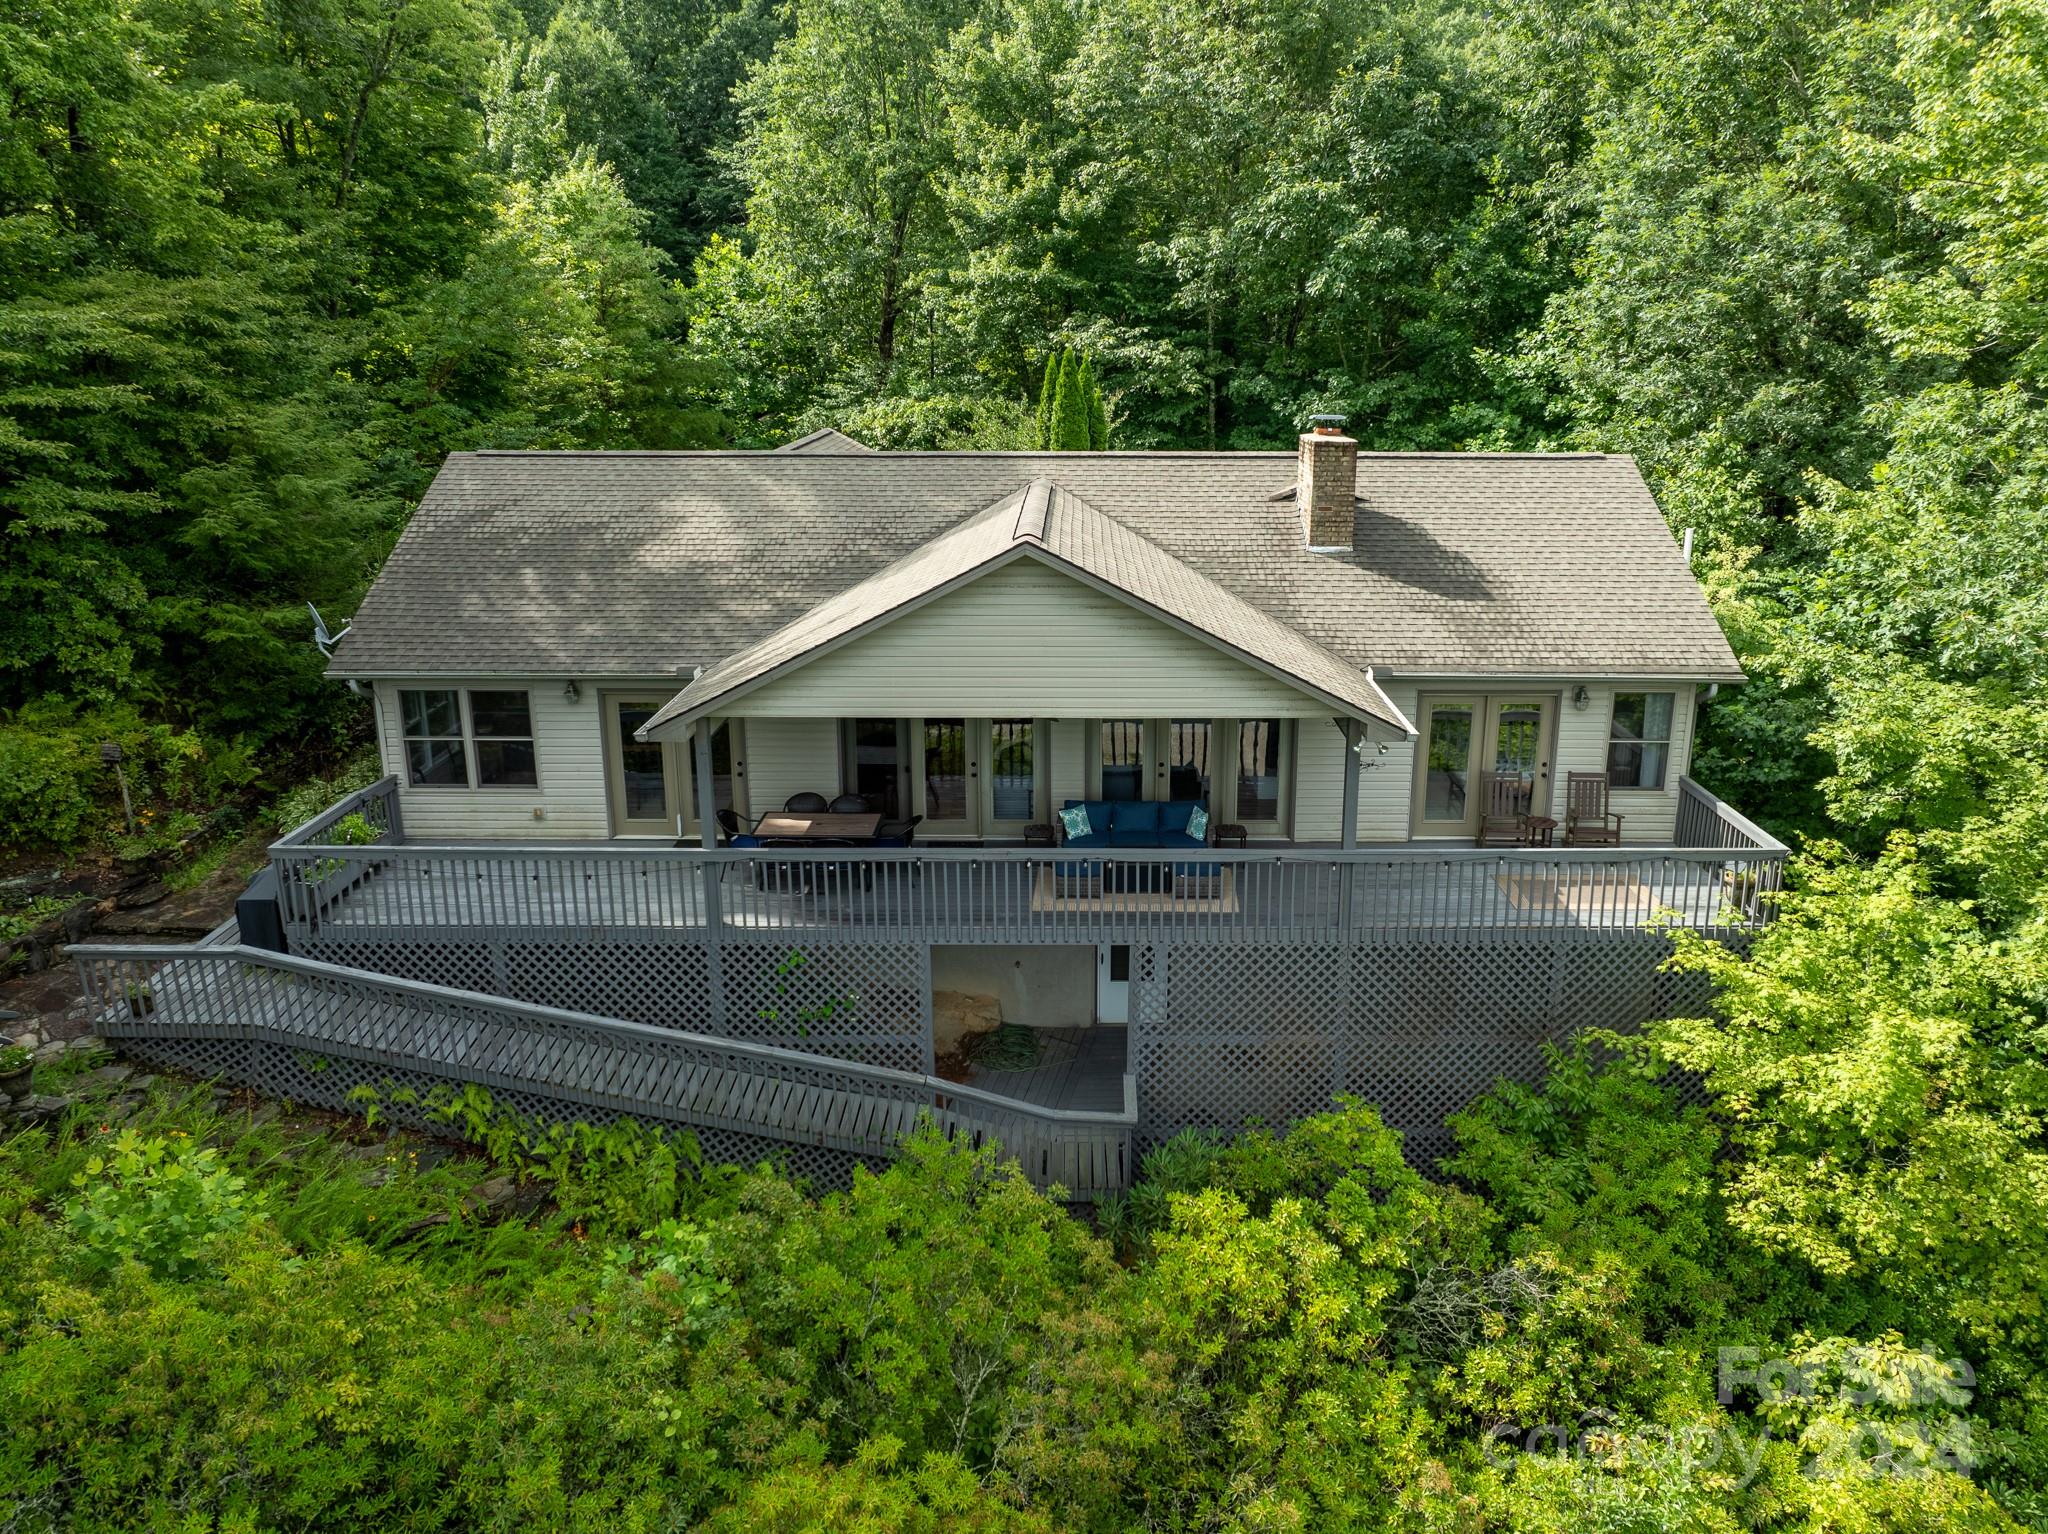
xmin=1298 ymin=415 xmax=1356 ymax=551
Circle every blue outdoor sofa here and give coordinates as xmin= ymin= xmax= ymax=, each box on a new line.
xmin=1055 ymin=799 xmax=1223 ymax=891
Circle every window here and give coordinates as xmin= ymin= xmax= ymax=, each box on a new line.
xmin=401 ymin=690 xmax=467 ymax=787
xmin=399 ymin=688 xmax=536 ymax=788
xmin=469 ymin=690 xmax=537 ymax=785
xmin=1607 ymin=692 xmax=1674 ymax=789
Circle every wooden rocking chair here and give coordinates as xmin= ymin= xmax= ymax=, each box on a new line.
xmin=1562 ymin=771 xmax=1624 ymax=846
xmin=1475 ymin=771 xmax=1534 ymax=847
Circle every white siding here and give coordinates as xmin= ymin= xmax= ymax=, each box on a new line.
xmin=375 ymin=680 xmax=609 ymax=840
xmin=1290 ymin=694 xmax=1418 ymax=844
xmin=745 ymin=717 xmax=840 ymax=814
xmin=732 ymin=561 xmax=1345 ymax=719
xmin=1049 ymin=719 xmax=1087 ymax=808
xmin=1553 ymin=682 xmax=1695 ymax=843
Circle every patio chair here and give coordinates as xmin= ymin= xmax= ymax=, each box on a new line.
xmin=1562 ymin=771 xmax=1624 ymax=846
xmin=868 ymin=814 xmax=922 ymax=887
xmin=783 ymin=791 xmax=830 ymax=813
xmin=828 ymin=792 xmax=875 ymax=814
xmin=1475 ymin=771 xmax=1533 ymax=848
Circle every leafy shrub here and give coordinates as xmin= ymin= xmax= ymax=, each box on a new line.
xmin=0 ymin=700 xmax=223 ymax=852
xmin=64 ymin=1130 xmax=257 ymax=1280
xmin=268 ymin=748 xmax=382 ymax=833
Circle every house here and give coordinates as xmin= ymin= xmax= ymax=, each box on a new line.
xmin=83 ymin=425 xmax=1784 ymax=1194
xmin=329 ymin=424 xmax=1742 ymax=852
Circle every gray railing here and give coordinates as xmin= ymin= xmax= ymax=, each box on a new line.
xmin=72 ymin=941 xmax=1135 ymax=1199
xmin=275 ymin=774 xmax=403 ymax=848
xmin=271 ymin=832 xmax=1785 ymax=944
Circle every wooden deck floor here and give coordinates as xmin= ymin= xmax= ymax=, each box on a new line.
xmin=961 ymin=1026 xmax=1128 ymax=1113
xmin=299 ymin=846 xmax=1753 ymax=937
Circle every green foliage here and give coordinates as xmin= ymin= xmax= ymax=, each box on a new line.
xmin=64 ymin=1130 xmax=257 ymax=1280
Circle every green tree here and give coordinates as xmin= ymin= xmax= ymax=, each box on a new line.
xmin=1049 ymin=350 xmax=1091 ymax=449
xmin=1034 ymin=349 xmax=1062 ymax=448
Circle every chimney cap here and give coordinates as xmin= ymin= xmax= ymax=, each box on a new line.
xmin=1307 ymin=413 xmax=1349 ymax=436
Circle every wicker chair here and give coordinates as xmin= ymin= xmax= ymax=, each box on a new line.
xmin=1474 ymin=771 xmax=1533 ymax=847
xmin=1562 ymin=772 xmax=1624 ymax=846
xmin=828 ymin=792 xmax=875 ymax=814
xmin=783 ymin=791 xmax=829 ymax=813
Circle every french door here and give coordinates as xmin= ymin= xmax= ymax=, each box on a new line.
xmin=1411 ymin=694 xmax=1555 ymax=838
xmin=844 ymin=717 xmax=1045 ymax=837
xmin=603 ymin=695 xmax=745 ymax=838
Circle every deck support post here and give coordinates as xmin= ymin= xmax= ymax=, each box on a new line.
xmin=694 ymin=717 xmax=727 ymax=1031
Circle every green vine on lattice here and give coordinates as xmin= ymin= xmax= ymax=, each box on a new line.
xmin=754 ymin=949 xmax=859 ymax=1039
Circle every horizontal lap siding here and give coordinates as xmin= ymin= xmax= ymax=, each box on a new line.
xmin=733 ymin=561 xmax=1338 ymax=718
xmin=745 ymin=718 xmax=840 ymax=814
xmin=376 ymin=679 xmax=611 ymax=839
xmin=1553 ymin=683 xmax=1695 ymax=843
xmin=1050 ymin=719 xmax=1086 ymax=807
xmin=1291 ymin=683 xmax=1419 ymax=843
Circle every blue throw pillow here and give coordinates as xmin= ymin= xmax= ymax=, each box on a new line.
xmin=1188 ymin=805 xmax=1210 ymax=842
xmin=1058 ymin=803 xmax=1092 ymax=841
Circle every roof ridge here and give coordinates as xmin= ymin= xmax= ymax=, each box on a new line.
xmin=1013 ymin=479 xmax=1054 ymax=543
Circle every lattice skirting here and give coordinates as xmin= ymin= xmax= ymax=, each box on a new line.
xmin=1133 ymin=931 xmax=1731 ymax=1167
xmin=297 ymin=932 xmax=929 ymax=1073
xmin=117 ymin=1035 xmax=881 ymax=1192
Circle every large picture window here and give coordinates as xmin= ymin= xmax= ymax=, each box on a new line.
xmin=1607 ymin=692 xmax=1674 ymax=790
xmin=399 ymin=688 xmax=537 ymax=788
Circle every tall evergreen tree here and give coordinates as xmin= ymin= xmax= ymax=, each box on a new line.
xmin=1035 ymin=350 xmax=1062 ymax=448
xmin=1079 ymin=355 xmax=1108 ymax=449
xmin=1051 ymin=350 xmax=1091 ymax=449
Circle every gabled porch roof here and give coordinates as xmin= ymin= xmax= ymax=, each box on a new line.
xmin=638 ymin=479 xmax=1414 ymax=739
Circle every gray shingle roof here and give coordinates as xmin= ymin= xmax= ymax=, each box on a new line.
xmin=644 ymin=479 xmax=1411 ymax=736
xmin=774 ymin=427 xmax=872 ymax=454
xmin=331 ymin=449 xmax=1741 ymax=685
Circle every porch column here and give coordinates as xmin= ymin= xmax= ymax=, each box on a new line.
xmin=1339 ymin=718 xmax=1361 ymax=932
xmin=693 ymin=716 xmax=726 ymax=1030
xmin=1340 ymin=719 xmax=1361 ymax=850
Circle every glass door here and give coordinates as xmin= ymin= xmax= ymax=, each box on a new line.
xmin=847 ymin=718 xmax=905 ymax=819
xmin=1098 ymin=720 xmax=1145 ymax=801
xmin=1486 ymin=697 xmax=1553 ymax=819
xmin=987 ymin=719 xmax=1037 ymax=834
xmin=1411 ymin=694 xmax=1554 ymax=836
xmin=920 ymin=717 xmax=977 ymax=835
xmin=1413 ymin=697 xmax=1481 ymax=837
xmin=1155 ymin=720 xmax=1214 ymax=808
xmin=604 ymin=695 xmax=676 ymax=836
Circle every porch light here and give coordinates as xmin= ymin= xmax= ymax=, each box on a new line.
xmin=563 ymin=679 xmax=581 ymax=703
xmin=1571 ymin=685 xmax=1590 ymax=711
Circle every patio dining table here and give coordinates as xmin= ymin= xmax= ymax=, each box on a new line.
xmin=751 ymin=811 xmax=883 ymax=843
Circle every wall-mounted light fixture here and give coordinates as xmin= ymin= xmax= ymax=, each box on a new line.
xmin=562 ymin=679 xmax=581 ymax=703
xmin=1570 ymin=684 xmax=1590 ymax=711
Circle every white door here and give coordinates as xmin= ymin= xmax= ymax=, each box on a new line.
xmin=1096 ymin=944 xmax=1130 ymax=1025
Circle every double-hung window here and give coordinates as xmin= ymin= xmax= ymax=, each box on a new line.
xmin=1606 ymin=692 xmax=1674 ymax=790
xmin=400 ymin=689 xmax=537 ymax=788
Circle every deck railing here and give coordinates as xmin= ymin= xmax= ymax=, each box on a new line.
xmin=269 ymin=775 xmax=1786 ymax=942
xmin=274 ymin=774 xmax=404 ymax=847
xmin=72 ymin=940 xmax=1135 ymax=1199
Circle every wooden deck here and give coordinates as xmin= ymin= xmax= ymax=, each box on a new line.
xmin=280 ymin=842 xmax=1764 ymax=944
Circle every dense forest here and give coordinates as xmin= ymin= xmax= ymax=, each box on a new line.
xmin=4 ymin=0 xmax=2048 ymax=1525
